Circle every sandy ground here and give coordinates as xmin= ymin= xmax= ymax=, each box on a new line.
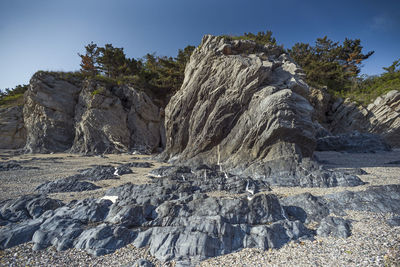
xmin=0 ymin=150 xmax=168 ymax=203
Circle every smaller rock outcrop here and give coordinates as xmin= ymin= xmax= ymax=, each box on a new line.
xmin=0 ymin=106 xmax=26 ymax=149
xmin=24 ymin=72 xmax=81 ymax=153
xmin=328 ymin=90 xmax=400 ymax=147
xmin=23 ymin=72 xmax=165 ymax=154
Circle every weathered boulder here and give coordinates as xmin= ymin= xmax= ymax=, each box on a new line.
xmin=23 ymin=72 xmax=164 ymax=154
xmin=74 ymin=223 xmax=136 ymax=256
xmin=316 ymin=216 xmax=351 ymax=238
xmin=328 ymin=90 xmax=400 ymax=147
xmin=162 ymin=35 xmax=316 ymax=177
xmin=0 ymin=106 xmax=26 ymax=149
xmin=0 ymin=194 xmax=63 ymax=224
xmin=281 ymin=193 xmax=330 ymax=224
xmin=0 ymin=218 xmax=43 ymax=249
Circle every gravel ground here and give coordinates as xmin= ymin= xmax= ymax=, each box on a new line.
xmin=0 ymin=149 xmax=399 ymax=266
xmin=0 ymin=243 xmax=165 ymax=267
xmin=200 ymin=211 xmax=400 ymax=267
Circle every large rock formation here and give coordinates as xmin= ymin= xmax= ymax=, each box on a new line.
xmin=160 ymin=35 xmax=364 ymax=187
xmin=327 ymin=90 xmax=400 ymax=147
xmin=162 ymin=35 xmax=315 ymax=175
xmin=23 ymin=72 xmax=164 ymax=154
xmin=0 ymin=106 xmax=26 ymax=149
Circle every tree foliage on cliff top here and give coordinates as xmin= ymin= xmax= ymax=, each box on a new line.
xmin=0 ymin=84 xmax=28 ymax=108
xmin=337 ymin=59 xmax=400 ymax=105
xmin=288 ymin=36 xmax=374 ymax=92
xmin=78 ymin=43 xmax=195 ymax=106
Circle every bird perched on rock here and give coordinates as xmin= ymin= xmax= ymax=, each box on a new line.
xmin=246 ymin=180 xmax=256 ymax=195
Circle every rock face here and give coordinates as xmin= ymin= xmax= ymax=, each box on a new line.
xmin=23 ymin=73 xmax=81 ymax=153
xmin=328 ymin=90 xmax=400 ymax=147
xmin=162 ymin=35 xmax=315 ymax=176
xmin=23 ymin=72 xmax=164 ymax=154
xmin=0 ymin=106 xmax=26 ymax=149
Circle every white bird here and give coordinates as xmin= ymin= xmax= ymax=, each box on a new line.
xmin=224 ymin=172 xmax=229 ymax=179
xmin=246 ymin=180 xmax=255 ymax=195
xmin=113 ymin=167 xmax=119 ymax=176
xmin=247 ymin=194 xmax=254 ymax=201
xmin=181 ymin=175 xmax=186 ymax=181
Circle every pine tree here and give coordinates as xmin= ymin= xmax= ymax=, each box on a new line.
xmin=78 ymin=42 xmax=100 ymax=77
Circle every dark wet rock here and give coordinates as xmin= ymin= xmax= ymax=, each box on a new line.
xmin=316 ymin=131 xmax=391 ymax=153
xmin=0 ymin=195 xmax=63 ymax=223
xmin=316 ymin=216 xmax=351 ymax=238
xmin=78 ymin=165 xmax=120 ymax=181
xmin=35 ymin=165 xmax=134 ymax=194
xmin=131 ymin=194 xmax=308 ymax=263
xmin=282 ymin=185 xmax=400 ymax=228
xmin=108 ymin=165 xmax=270 ymax=205
xmin=0 ymin=161 xmax=39 ymax=171
xmin=32 ymin=217 xmax=84 ymax=251
xmin=325 ymin=184 xmax=400 ymax=214
xmin=387 ymin=216 xmax=400 ymax=227
xmin=241 ymin=158 xmax=365 ymax=188
xmin=105 ymin=203 xmax=155 ymax=227
xmin=281 ymin=193 xmax=330 ymax=224
xmin=148 ymin=166 xmax=192 ymax=178
xmin=0 ymin=218 xmax=43 ymax=249
xmin=35 ymin=177 xmax=100 ymax=194
xmin=74 ymin=223 xmax=136 ymax=256
xmin=105 ymin=180 xmax=193 ymax=207
xmin=50 ymin=198 xmax=112 ymax=224
xmin=115 ymin=165 xmax=133 ymax=175
xmin=124 ymin=162 xmax=154 ymax=168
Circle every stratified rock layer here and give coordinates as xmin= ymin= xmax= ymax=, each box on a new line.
xmin=23 ymin=72 xmax=164 ymax=154
xmin=162 ymin=35 xmax=315 ymax=175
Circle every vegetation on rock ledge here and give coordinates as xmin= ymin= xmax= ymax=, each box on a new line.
xmin=0 ymin=84 xmax=28 ymax=108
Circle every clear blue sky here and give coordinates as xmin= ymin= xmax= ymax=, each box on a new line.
xmin=1 ymin=0 xmax=399 ymax=90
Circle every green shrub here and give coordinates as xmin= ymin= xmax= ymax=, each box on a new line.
xmin=333 ymin=59 xmax=400 ymax=105
xmin=0 ymin=84 xmax=28 ymax=108
xmin=91 ymin=87 xmax=105 ymax=96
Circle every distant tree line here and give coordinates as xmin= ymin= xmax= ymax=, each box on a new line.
xmin=1 ymin=31 xmax=398 ymax=109
xmin=222 ymin=30 xmax=399 ymax=105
